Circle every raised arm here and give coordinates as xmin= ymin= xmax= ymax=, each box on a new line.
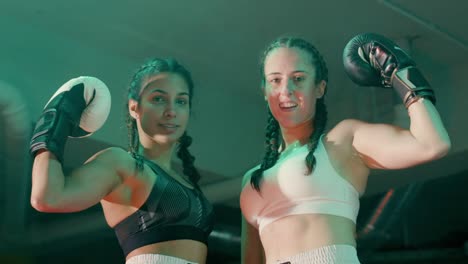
xmin=29 ymin=76 xmax=121 ymax=212
xmin=340 ymin=103 xmax=449 ymax=169
xmin=342 ymin=33 xmax=451 ymax=169
xmin=31 ymin=148 xmax=127 ymax=212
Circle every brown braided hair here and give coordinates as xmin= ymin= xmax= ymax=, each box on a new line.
xmin=251 ymin=37 xmax=329 ymax=192
xmin=125 ymin=57 xmax=201 ymax=187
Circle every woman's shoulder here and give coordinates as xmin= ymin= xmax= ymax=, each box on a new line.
xmin=327 ymin=118 xmax=370 ymax=138
xmin=88 ymin=146 xmax=130 ymax=159
xmin=85 ymin=147 xmax=136 ymax=170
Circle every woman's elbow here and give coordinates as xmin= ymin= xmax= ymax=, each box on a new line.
xmin=30 ymin=195 xmax=62 ymax=213
xmin=31 ymin=196 xmax=49 ymax=212
xmin=428 ymin=138 xmax=451 ymax=160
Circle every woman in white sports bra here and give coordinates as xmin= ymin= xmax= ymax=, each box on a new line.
xmin=239 ymin=33 xmax=451 ymax=264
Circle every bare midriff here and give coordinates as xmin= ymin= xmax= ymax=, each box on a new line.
xmin=126 ymin=240 xmax=207 ymax=263
xmin=260 ymin=213 xmax=356 ymax=263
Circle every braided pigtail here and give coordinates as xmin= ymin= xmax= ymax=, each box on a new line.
xmin=250 ymin=110 xmax=280 ymax=191
xmin=304 ymin=98 xmax=328 ymax=173
xmin=177 ymin=132 xmax=201 ymax=188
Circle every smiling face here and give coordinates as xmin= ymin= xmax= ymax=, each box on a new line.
xmin=263 ymin=47 xmax=326 ymax=129
xmin=129 ymin=72 xmax=190 ymax=145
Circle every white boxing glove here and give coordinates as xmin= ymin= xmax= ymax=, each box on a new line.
xmin=30 ymin=76 xmax=111 ymax=162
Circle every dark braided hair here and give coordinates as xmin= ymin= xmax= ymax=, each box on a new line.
xmin=177 ymin=132 xmax=201 ymax=187
xmin=125 ymin=57 xmax=201 ymax=187
xmin=251 ymin=37 xmax=329 ymax=192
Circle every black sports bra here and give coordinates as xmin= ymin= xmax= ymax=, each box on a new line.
xmin=113 ymin=159 xmax=215 ymax=256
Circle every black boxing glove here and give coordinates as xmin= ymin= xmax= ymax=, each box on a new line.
xmin=343 ymin=32 xmax=435 ymax=108
xmin=30 ymin=76 xmax=111 ymax=163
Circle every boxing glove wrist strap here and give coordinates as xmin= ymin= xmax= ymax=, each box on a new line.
xmin=30 ymin=109 xmax=73 ymax=163
xmin=391 ymin=66 xmax=436 ymax=108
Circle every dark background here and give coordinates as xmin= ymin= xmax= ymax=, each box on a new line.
xmin=1 ymin=0 xmax=468 ymax=263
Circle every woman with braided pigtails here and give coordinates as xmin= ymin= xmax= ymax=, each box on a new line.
xmin=31 ymin=58 xmax=214 ymax=264
xmin=239 ymin=34 xmax=450 ymax=264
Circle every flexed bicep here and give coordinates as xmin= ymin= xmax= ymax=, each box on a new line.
xmin=31 ymin=147 xmax=129 ymax=212
xmin=343 ymin=33 xmax=450 ymax=170
xmin=351 ymin=120 xmax=427 ymax=169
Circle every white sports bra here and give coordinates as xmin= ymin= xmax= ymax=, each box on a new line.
xmin=240 ymin=135 xmax=360 ymax=234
